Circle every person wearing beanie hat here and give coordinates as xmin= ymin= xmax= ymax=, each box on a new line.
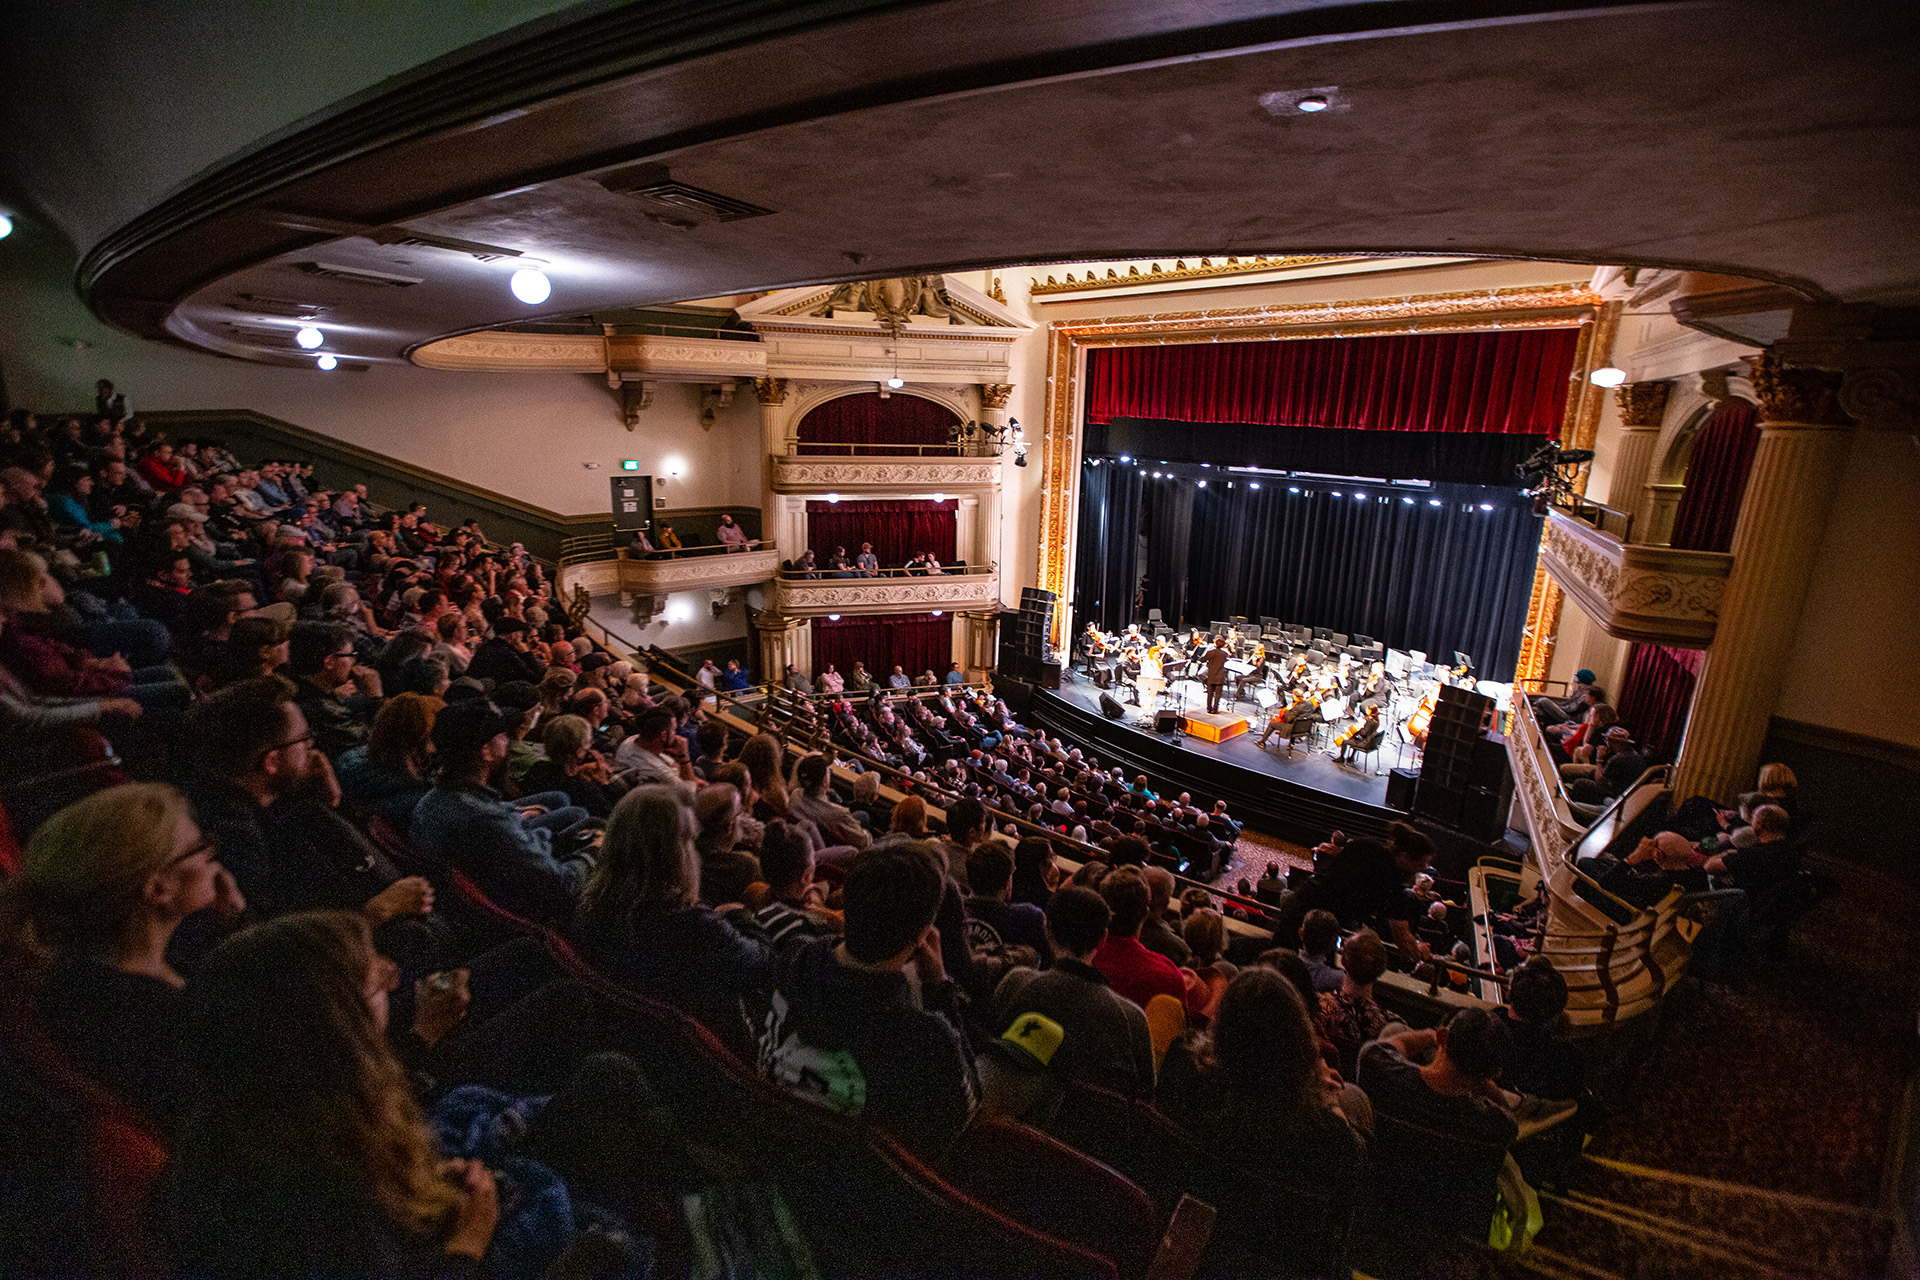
xmin=410 ymin=698 xmax=597 ymax=926
xmin=1531 ymin=667 xmax=1599 ymax=727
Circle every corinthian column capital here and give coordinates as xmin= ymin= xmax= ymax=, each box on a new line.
xmin=753 ymin=377 xmax=790 ymax=406
xmin=1614 ymin=381 xmax=1671 ymax=428
xmin=1748 ymin=350 xmax=1848 ymax=426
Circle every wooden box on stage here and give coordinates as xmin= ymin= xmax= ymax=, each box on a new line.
xmin=1182 ymin=711 xmax=1249 ymax=743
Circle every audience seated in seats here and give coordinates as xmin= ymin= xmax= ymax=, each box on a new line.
xmin=0 ymin=550 xmax=188 ymax=711
xmin=1356 ymin=1010 xmax=1521 ymax=1234
xmin=1009 ymin=835 xmax=1060 ymax=909
xmin=611 ymin=706 xmax=696 ymax=795
xmin=789 ymin=751 xmax=871 ymax=850
xmin=993 ymin=884 xmax=1155 ymax=1096
xmin=1315 ymin=928 xmax=1393 ymax=1083
xmin=1138 ymin=866 xmax=1193 ymax=968
xmin=965 ymin=841 xmax=1050 ymax=960
xmin=286 ymin=620 xmax=384 ymax=757
xmin=519 ymin=714 xmax=624 ymax=819
xmin=463 ymin=616 xmax=543 ymax=686
xmin=573 ymin=786 xmax=773 ymax=1053
xmin=1156 ymin=966 xmax=1366 ymax=1207
xmin=762 ymin=841 xmax=977 ymax=1155
xmin=1275 ymin=822 xmax=1433 ymax=965
xmin=182 ymin=678 xmax=443 ymax=971
xmin=691 ymin=783 xmax=762 ymax=907
xmin=336 ymin=692 xmax=440 ymax=829
xmin=1498 ymin=958 xmax=1584 ymax=1102
xmin=1565 ymin=725 xmax=1650 ymax=817
xmin=1091 ymin=867 xmax=1203 ymax=1016
xmin=1704 ymin=803 xmax=1799 ymax=905
xmin=1300 ymin=909 xmax=1346 ymax=994
xmin=1530 ymin=668 xmax=1596 ymax=727
xmin=411 ymin=698 xmax=596 ymax=929
xmin=750 ymin=817 xmax=842 ymax=946
xmin=0 ymin=783 xmax=243 ymax=1131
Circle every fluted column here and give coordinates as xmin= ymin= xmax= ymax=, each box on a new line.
xmin=1672 ymin=353 xmax=1853 ymax=801
xmin=1609 ymin=382 xmax=1669 ymax=541
xmin=962 ymin=609 xmax=1000 ymax=679
xmin=753 ymin=611 xmax=800 ymax=683
xmin=753 ymin=377 xmax=788 ymax=546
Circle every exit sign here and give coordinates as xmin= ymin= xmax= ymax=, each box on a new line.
xmin=620 ymin=460 xmax=639 ymax=471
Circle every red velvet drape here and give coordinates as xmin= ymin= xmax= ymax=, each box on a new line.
xmin=810 ymin=613 xmax=952 ymax=683
xmin=1616 ymin=643 xmax=1702 ymax=763
xmin=1085 ymin=328 xmax=1579 ymax=436
xmin=795 ymin=392 xmax=960 ymax=455
xmin=806 ymin=499 xmax=957 ymax=567
xmin=1668 ymin=399 xmax=1760 ymax=552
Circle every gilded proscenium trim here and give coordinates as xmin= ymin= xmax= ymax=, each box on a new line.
xmin=1036 ymin=283 xmax=1604 ymax=649
xmin=1538 ymin=510 xmax=1731 ymax=646
xmin=1030 ymin=254 xmax=1362 ymax=295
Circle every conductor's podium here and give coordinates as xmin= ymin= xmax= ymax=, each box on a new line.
xmin=1181 ymin=711 xmax=1249 ymax=743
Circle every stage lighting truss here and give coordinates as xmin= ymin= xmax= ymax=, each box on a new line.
xmin=1517 ymin=443 xmax=1595 ymax=514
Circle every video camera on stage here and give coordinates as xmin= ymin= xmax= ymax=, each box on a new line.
xmin=1517 ymin=443 xmax=1595 ymax=514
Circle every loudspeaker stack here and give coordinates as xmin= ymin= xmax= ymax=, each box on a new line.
xmin=1413 ymin=684 xmax=1511 ymax=836
xmin=1000 ymin=588 xmax=1057 ymax=683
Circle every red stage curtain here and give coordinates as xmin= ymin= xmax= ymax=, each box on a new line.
xmin=795 ymin=391 xmax=959 ymax=455
xmin=1616 ymin=643 xmax=1702 ymax=763
xmin=806 ymin=499 xmax=956 ymax=567
xmin=1668 ymin=399 xmax=1760 ymax=552
xmin=810 ymin=613 xmax=952 ymax=684
xmin=1085 ymin=328 xmax=1579 ymax=437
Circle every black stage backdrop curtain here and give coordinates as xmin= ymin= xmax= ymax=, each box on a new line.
xmin=1143 ymin=479 xmax=1195 ymax=627
xmin=1668 ymin=399 xmax=1760 ymax=553
xmin=1087 ymin=417 xmax=1549 ymax=487
xmin=1086 ymin=328 xmax=1578 ymax=436
xmin=1072 ymin=462 xmax=1144 ymax=634
xmin=1096 ymin=477 xmax=1540 ymax=680
xmin=796 ymin=391 xmax=959 ymax=455
xmin=806 ymin=499 xmax=956 ymax=567
xmin=810 ymin=613 xmax=950 ymax=683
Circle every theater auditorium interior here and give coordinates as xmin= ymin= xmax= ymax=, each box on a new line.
xmin=1 ymin=3 xmax=1917 ymax=1277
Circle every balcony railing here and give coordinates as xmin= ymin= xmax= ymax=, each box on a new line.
xmin=1538 ymin=508 xmax=1732 ymax=646
xmin=770 ymin=566 xmax=999 ymax=616
xmin=1552 ymin=494 xmax=1634 ymax=542
xmin=771 ymin=452 xmax=1006 ymax=493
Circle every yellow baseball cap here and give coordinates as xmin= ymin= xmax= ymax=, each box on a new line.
xmin=992 ymin=1012 xmax=1065 ymax=1072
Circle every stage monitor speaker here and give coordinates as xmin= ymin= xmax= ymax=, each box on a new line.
xmin=1154 ymin=709 xmax=1181 ymax=734
xmin=1092 ymin=666 xmax=1111 ymax=689
xmin=1038 ymin=659 xmax=1062 ymax=691
xmin=1385 ymin=767 xmax=1419 ymax=811
xmin=1099 ymin=693 xmax=1127 ymax=720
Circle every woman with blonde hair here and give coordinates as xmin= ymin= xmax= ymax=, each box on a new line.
xmin=167 ymin=911 xmax=498 ymax=1274
xmin=574 ymin=786 xmax=772 ymax=1050
xmin=536 ymin=667 xmax=577 ymax=721
xmin=1756 ymin=762 xmax=1802 ymax=832
xmin=337 ymin=692 xmax=442 ymax=827
xmin=739 ymin=732 xmax=797 ymax=823
xmin=0 ymin=783 xmax=241 ymax=1127
xmin=518 ymin=712 xmax=621 ymax=818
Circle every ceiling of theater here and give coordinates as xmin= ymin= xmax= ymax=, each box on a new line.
xmin=3 ymin=0 xmax=1915 ymax=370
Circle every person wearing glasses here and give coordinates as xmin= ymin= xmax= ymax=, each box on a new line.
xmin=179 ymin=678 xmax=445 ymax=975
xmin=285 ymin=620 xmax=385 ymax=757
xmin=0 ymin=782 xmax=245 ymax=1130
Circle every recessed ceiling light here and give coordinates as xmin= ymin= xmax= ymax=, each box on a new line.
xmin=294 ymin=325 xmax=324 ymax=349
xmin=1296 ymin=95 xmax=1330 ymax=113
xmin=1429 ymin=498 xmax=1443 ymax=506
xmin=1589 ymin=366 xmax=1627 ymax=387
xmin=0 ymin=213 xmax=13 ymax=240
xmin=510 ymin=268 xmax=551 ymax=305
xmin=316 ymin=354 xmax=338 ymax=371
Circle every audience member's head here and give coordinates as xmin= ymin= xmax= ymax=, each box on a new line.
xmin=287 ymin=620 xmax=356 ymax=683
xmin=944 ymin=796 xmax=987 ymax=848
xmin=584 ymin=786 xmax=699 ymax=919
xmin=1044 ymin=885 xmax=1111 ymax=961
xmin=841 ymin=843 xmax=945 ymax=966
xmin=1340 ymin=929 xmax=1390 ymax=988
xmin=1386 ymin=821 xmax=1435 ymax=880
xmin=1106 ymin=835 xmax=1151 ymax=868
xmin=1439 ymin=1007 xmax=1513 ymax=1082
xmin=1507 ymin=956 xmax=1569 ymax=1028
xmin=1301 ymin=908 xmax=1340 ymax=960
xmin=758 ymin=818 xmax=815 ymax=899
xmin=1182 ymin=908 xmax=1227 ymax=966
xmin=1098 ymin=866 xmax=1152 ymax=939
xmin=366 ymin=692 xmax=440 ymax=779
xmin=1203 ymin=967 xmax=1321 ymax=1107
xmin=965 ymin=842 xmax=1016 ymax=900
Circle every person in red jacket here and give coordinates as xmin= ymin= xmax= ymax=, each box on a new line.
xmin=1090 ymin=866 xmax=1204 ymax=1016
xmin=136 ymin=441 xmax=188 ymax=493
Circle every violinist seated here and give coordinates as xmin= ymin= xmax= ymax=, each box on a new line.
xmin=1334 ymin=704 xmax=1386 ymax=764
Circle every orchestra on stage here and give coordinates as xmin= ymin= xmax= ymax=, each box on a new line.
xmin=1077 ymin=618 xmax=1500 ymax=772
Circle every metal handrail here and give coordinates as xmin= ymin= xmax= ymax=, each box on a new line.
xmin=1553 ymin=494 xmax=1634 ymax=542
xmin=783 ymin=441 xmax=998 ymax=457
xmin=778 ymin=561 xmax=996 ymax=580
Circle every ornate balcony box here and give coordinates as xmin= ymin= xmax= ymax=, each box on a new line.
xmin=771 ymin=569 xmax=999 ymax=617
xmin=1539 ymin=509 xmax=1732 ymax=646
xmin=607 ymin=548 xmax=782 ymax=597
xmin=771 ymin=454 xmax=1005 ymax=494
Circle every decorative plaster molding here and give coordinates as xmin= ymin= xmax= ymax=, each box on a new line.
xmin=1615 ymin=381 xmax=1671 ymax=428
xmin=1749 ymin=350 xmax=1848 ymax=425
xmin=413 ymin=329 xmax=766 ymax=378
xmin=979 ymin=383 xmax=1013 ymax=410
xmin=1539 ymin=510 xmax=1730 ymax=645
xmin=1030 ymin=254 xmax=1367 ymax=295
xmin=616 ymin=549 xmax=782 ymax=594
xmin=753 ymin=376 xmax=789 ymax=405
xmin=772 ymin=456 xmax=1003 ymax=492
xmin=772 ymin=571 xmax=999 ymax=615
xmin=1507 ymin=687 xmax=1585 ymax=868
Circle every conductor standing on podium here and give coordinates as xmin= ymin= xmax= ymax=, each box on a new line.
xmin=1203 ymin=635 xmax=1229 ymax=714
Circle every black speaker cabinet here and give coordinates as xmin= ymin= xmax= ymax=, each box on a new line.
xmin=1091 ymin=666 xmax=1112 ymax=689
xmin=1153 ymin=709 xmax=1180 ymax=733
xmin=1413 ymin=775 xmax=1463 ymax=827
xmin=1099 ymin=693 xmax=1127 ymax=720
xmin=1038 ymin=659 xmax=1062 ymax=690
xmin=1385 ymin=767 xmax=1419 ymax=811
xmin=1458 ymin=784 xmax=1513 ymax=842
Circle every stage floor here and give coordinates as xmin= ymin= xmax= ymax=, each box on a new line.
xmin=1048 ymin=677 xmax=1400 ymax=809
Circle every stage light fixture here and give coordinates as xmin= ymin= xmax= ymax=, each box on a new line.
xmin=1119 ymin=455 xmax=1131 ymax=463
xmin=1197 ymin=480 xmax=1207 ymax=488
xmin=1152 ymin=471 xmax=1162 ymax=478
xmin=0 ymin=213 xmax=14 ymax=240
xmin=510 ymin=268 xmax=552 ymax=305
xmin=1353 ymin=492 xmax=1366 ymax=500
xmin=1429 ymin=498 xmax=1443 ymax=506
xmin=1588 ymin=366 xmax=1627 ymax=387
xmin=1249 ymin=482 xmax=1260 ymax=490
xmin=1480 ymin=502 xmax=1495 ymax=511
xmin=1331 ymin=491 xmax=1342 ymax=497
xmin=1288 ymin=486 xmax=1300 ymax=493
xmin=294 ymin=326 xmax=324 ymax=349
xmin=1402 ymin=496 xmax=1414 ymax=504
xmin=315 ymin=354 xmax=337 ymax=371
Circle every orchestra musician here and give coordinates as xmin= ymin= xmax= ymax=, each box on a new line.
xmin=1334 ymin=703 xmax=1385 ymax=764
xmin=1255 ymin=688 xmax=1321 ymax=748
